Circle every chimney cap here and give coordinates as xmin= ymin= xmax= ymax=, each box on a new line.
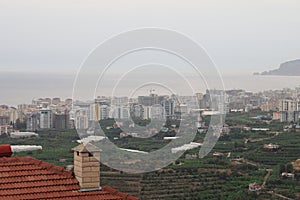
xmin=73 ymin=143 xmax=101 ymax=153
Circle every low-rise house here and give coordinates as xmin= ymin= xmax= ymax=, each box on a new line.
xmin=266 ymin=131 xmax=279 ymax=135
xmin=120 ymin=132 xmax=129 ymax=138
xmin=213 ymin=152 xmax=225 ymax=157
xmin=198 ymin=125 xmax=208 ymax=133
xmin=263 ymin=143 xmax=280 ymax=150
xmin=243 ymin=126 xmax=251 ymax=131
xmin=252 ymin=128 xmax=270 ymax=132
xmin=281 ymin=172 xmax=295 ymax=179
xmin=249 ymin=183 xmax=262 ymax=191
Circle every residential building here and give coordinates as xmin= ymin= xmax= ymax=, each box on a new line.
xmin=112 ymin=97 xmax=128 ymax=106
xmin=0 ymin=116 xmax=9 ymax=126
xmin=280 ymin=111 xmax=299 ymax=122
xmin=111 ymin=106 xmax=130 ymax=119
xmin=53 ymin=113 xmax=70 ymax=129
xmin=279 ymin=99 xmax=300 ymax=122
xmin=162 ymin=99 xmax=175 ymax=118
xmin=39 ymin=109 xmax=52 ymax=129
xmin=263 ymin=143 xmax=280 ymax=150
xmin=142 ymin=106 xmax=151 ymax=120
xmin=138 ymin=95 xmax=156 ymax=106
xmin=130 ymin=104 xmax=144 ymax=119
xmin=150 ymin=104 xmax=164 ymax=119
xmin=98 ymin=105 xmax=110 ymax=120
xmin=75 ymin=109 xmax=89 ymax=130
xmin=281 ymin=172 xmax=295 ymax=179
xmin=52 ymin=97 xmax=61 ymax=105
xmin=26 ymin=112 xmax=39 ymax=132
xmin=279 ymin=99 xmax=297 ymax=111
xmin=248 ymin=183 xmax=262 ymax=191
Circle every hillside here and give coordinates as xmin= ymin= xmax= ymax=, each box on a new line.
xmin=1 ymin=115 xmax=300 ymax=199
xmin=255 ymin=59 xmax=300 ymax=76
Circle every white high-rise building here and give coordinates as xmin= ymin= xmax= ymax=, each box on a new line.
xmin=98 ymin=105 xmax=110 ymax=120
xmin=39 ymin=109 xmax=52 ymax=129
xmin=26 ymin=112 xmax=39 ymax=131
xmin=89 ymin=104 xmax=96 ymax=121
xmin=112 ymin=97 xmax=128 ymax=106
xmin=150 ymin=104 xmax=164 ymax=119
xmin=280 ymin=99 xmax=297 ymax=111
xmin=75 ymin=109 xmax=89 ymax=130
xmin=162 ymin=99 xmax=175 ymax=118
xmin=110 ymin=106 xmax=130 ymax=119
xmin=279 ymin=99 xmax=300 ymax=122
xmin=142 ymin=106 xmax=151 ymax=120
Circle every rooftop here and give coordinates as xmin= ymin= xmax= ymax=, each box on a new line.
xmin=0 ymin=156 xmax=139 ymax=200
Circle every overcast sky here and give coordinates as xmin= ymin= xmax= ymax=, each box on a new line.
xmin=0 ymin=0 xmax=300 ymax=76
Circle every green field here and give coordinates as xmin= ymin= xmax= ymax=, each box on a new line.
xmin=1 ymin=113 xmax=300 ymax=199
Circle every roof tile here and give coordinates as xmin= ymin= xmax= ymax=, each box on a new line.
xmin=0 ymin=156 xmax=139 ymax=200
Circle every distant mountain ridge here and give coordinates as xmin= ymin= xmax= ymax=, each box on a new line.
xmin=255 ymin=59 xmax=300 ymax=76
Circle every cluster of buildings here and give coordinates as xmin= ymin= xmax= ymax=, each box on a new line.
xmin=26 ymin=98 xmax=72 ymax=131
xmin=0 ymin=89 xmax=227 ymax=133
xmin=0 ymin=98 xmax=73 ymax=134
xmin=0 ymin=105 xmax=18 ymax=134
xmin=226 ymin=87 xmax=300 ymax=123
xmin=73 ymin=95 xmax=179 ymax=130
xmin=72 ymin=89 xmax=227 ymax=130
xmin=273 ymin=98 xmax=300 ymax=122
xmin=1 ymin=87 xmax=300 ymax=134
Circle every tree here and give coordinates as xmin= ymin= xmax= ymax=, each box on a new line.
xmin=234 ymin=142 xmax=238 ymax=149
xmin=279 ymin=164 xmax=286 ymax=174
xmin=15 ymin=118 xmax=26 ymax=130
xmin=286 ymin=163 xmax=294 ymax=173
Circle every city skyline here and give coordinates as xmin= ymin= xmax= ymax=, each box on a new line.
xmin=1 ymin=86 xmax=300 ymax=135
xmin=2 ymin=83 xmax=300 ymax=106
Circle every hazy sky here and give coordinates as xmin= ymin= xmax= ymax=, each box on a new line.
xmin=1 ymin=0 xmax=300 ymax=75
xmin=1 ymin=0 xmax=300 ymax=105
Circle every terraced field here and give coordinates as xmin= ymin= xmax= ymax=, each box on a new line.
xmin=100 ymin=130 xmax=300 ymax=199
xmin=100 ymin=167 xmax=266 ymax=200
xmin=101 ymin=172 xmax=142 ymax=198
xmin=2 ymin=114 xmax=300 ymax=199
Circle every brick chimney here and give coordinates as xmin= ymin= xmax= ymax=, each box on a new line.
xmin=73 ymin=143 xmax=101 ymax=190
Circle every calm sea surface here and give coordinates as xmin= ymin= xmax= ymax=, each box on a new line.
xmin=0 ymin=71 xmax=299 ymax=106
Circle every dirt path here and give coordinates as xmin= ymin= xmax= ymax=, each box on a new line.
xmin=245 ymin=132 xmax=280 ymax=144
xmin=240 ymin=158 xmax=262 ymax=167
xmin=262 ymin=169 xmax=272 ymax=188
xmin=267 ymin=191 xmax=294 ymax=200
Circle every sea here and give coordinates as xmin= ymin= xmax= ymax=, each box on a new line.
xmin=0 ymin=71 xmax=299 ymax=106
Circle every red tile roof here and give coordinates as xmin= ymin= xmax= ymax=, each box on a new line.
xmin=0 ymin=156 xmax=139 ymax=200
